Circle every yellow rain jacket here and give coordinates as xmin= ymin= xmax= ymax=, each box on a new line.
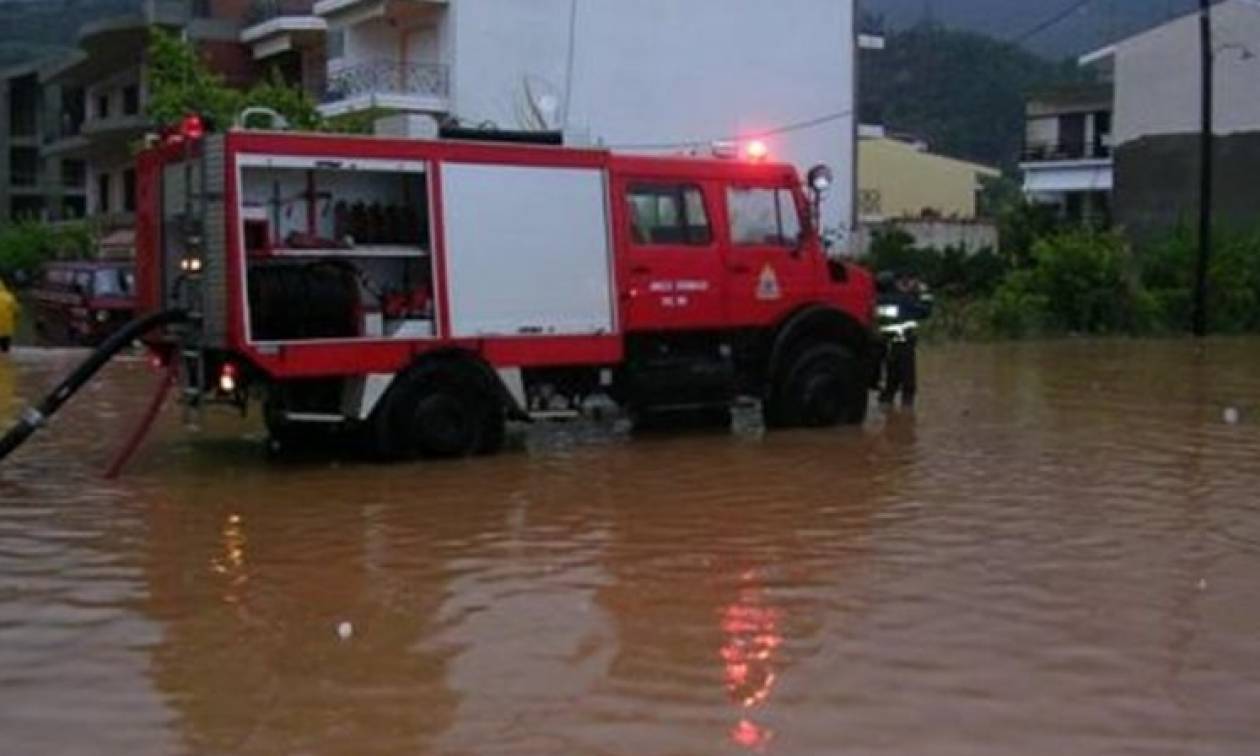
xmin=0 ymin=284 xmax=18 ymax=339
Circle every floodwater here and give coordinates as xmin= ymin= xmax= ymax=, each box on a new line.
xmin=1 ymin=340 xmax=1259 ymax=755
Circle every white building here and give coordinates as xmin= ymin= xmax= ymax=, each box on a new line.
xmin=312 ymin=0 xmax=858 ymax=236
xmin=1018 ymin=83 xmax=1114 ymax=224
xmin=1084 ymin=0 xmax=1260 ymax=239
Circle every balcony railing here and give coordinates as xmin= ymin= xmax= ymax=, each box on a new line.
xmin=323 ymin=60 xmax=450 ymax=104
xmin=1022 ymin=141 xmax=1113 ymax=162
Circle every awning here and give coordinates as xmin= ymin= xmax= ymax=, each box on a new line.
xmin=98 ymin=229 xmax=136 ymax=255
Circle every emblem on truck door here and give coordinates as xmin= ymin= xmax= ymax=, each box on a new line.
xmin=757 ymin=265 xmax=782 ymax=301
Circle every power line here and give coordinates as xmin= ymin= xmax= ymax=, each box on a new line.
xmin=604 ymin=109 xmax=854 ymax=152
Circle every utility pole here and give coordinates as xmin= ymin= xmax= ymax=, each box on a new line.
xmin=1194 ymin=0 xmax=1214 ymax=337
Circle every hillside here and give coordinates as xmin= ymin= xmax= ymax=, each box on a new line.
xmin=863 ymin=0 xmax=1197 ymax=57
xmin=0 ymin=0 xmax=134 ymax=68
xmin=860 ymin=23 xmax=1088 ymax=169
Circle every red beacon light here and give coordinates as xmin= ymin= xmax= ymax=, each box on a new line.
xmin=181 ymin=114 xmax=205 ymax=141
xmin=744 ymin=140 xmax=769 ymax=162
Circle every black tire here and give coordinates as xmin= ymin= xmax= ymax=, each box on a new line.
xmin=410 ymin=389 xmax=479 ymax=457
xmin=373 ymin=364 xmax=504 ymax=460
xmin=766 ymin=342 xmax=867 ymax=428
xmin=475 ymin=402 xmax=507 ymax=455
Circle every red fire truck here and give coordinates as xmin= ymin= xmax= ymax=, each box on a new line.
xmin=135 ymin=126 xmax=876 ymax=458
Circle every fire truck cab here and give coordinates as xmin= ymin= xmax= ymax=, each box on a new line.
xmin=136 ymin=128 xmax=876 ymax=458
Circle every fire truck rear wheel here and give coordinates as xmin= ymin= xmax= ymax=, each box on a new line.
xmin=376 ymin=368 xmax=505 ymax=459
xmin=769 ymin=342 xmax=868 ymax=428
xmin=410 ymin=390 xmax=480 ymax=457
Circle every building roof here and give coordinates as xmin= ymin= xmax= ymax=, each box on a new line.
xmin=861 ymin=136 xmax=1001 ymax=178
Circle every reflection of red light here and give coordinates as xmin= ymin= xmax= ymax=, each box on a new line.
xmin=745 ymin=140 xmax=769 ymax=161
xmin=731 ymin=718 xmax=774 ymax=750
xmin=720 ymin=571 xmax=783 ymax=750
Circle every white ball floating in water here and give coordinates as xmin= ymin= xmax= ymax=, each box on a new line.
xmin=337 ymin=621 xmax=353 ymax=640
xmin=1224 ymin=407 xmax=1241 ymax=425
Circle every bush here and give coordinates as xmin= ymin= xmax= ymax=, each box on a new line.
xmin=864 ymin=227 xmax=1009 ymax=297
xmin=986 ymin=270 xmax=1051 ymax=338
xmin=1141 ymin=225 xmax=1260 ymax=333
xmin=994 ymin=230 xmax=1153 ymax=335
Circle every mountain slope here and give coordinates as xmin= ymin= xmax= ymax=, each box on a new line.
xmin=0 ymin=0 xmax=135 ymax=68
xmin=860 ymin=24 xmax=1088 ymax=168
xmin=863 ymin=0 xmax=1198 ymax=57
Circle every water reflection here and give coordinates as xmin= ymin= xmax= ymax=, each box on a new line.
xmin=721 ymin=569 xmax=782 ymax=750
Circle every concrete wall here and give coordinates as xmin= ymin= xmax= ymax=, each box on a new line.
xmin=1113 ymin=0 xmax=1260 ymax=146
xmin=447 ymin=0 xmax=856 ymax=237
xmin=1115 ymin=132 xmax=1260 ymax=243
xmin=858 ymin=137 xmax=998 ymax=220
xmin=854 ymin=219 xmax=999 ymax=256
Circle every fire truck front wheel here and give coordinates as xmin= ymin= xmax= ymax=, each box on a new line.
xmin=767 ymin=343 xmax=868 ymax=428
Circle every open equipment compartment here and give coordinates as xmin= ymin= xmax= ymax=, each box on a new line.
xmin=236 ymin=154 xmax=436 ymax=344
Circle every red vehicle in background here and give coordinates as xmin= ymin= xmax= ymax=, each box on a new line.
xmin=32 ymin=260 xmax=137 ymax=346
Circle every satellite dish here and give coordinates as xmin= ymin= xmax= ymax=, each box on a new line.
xmin=516 ymin=76 xmax=564 ymax=132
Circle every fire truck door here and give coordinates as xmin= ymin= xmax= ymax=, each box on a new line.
xmin=619 ymin=180 xmax=725 ymax=331
xmin=722 ymin=183 xmax=817 ymax=327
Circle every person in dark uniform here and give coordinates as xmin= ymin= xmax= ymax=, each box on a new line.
xmin=875 ymin=272 xmax=932 ymax=407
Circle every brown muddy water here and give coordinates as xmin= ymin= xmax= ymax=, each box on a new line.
xmin=1 ymin=340 xmax=1259 ymax=755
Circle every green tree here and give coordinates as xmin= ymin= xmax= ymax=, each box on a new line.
xmin=0 ymin=221 xmax=96 ymax=283
xmin=147 ymin=28 xmax=323 ymax=132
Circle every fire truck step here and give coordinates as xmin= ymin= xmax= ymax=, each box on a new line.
xmin=282 ymin=412 xmax=347 ymax=425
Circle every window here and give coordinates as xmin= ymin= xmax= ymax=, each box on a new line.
xmin=327 ymin=29 xmax=346 ymax=60
xmin=94 ymin=269 xmax=131 ymax=297
xmin=97 ymin=173 xmax=112 ymax=214
xmin=728 ymin=187 xmax=802 ymax=247
xmin=96 ymin=93 xmax=110 ymax=120
xmin=123 ymin=169 xmax=136 ymax=213
xmin=123 ymin=85 xmax=140 ymax=116
xmin=626 ymin=184 xmax=712 ymax=246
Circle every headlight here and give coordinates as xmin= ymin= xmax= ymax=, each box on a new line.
xmin=877 ymin=304 xmax=900 ymax=319
xmin=95 ymin=310 xmax=110 ymax=323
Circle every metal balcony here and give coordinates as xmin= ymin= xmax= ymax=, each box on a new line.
xmin=324 ymin=60 xmax=449 ymax=101
xmin=1021 ymin=141 xmax=1113 ymax=163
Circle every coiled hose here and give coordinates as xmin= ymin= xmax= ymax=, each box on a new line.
xmin=0 ymin=309 xmax=188 ymax=463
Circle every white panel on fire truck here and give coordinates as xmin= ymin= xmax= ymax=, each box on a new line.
xmin=441 ymin=163 xmax=614 ymax=338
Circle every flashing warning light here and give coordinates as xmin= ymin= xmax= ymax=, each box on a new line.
xmin=744 ymin=140 xmax=769 ymax=162
xmin=181 ymin=114 xmax=205 ymax=141
xmin=218 ymin=363 xmax=238 ymax=394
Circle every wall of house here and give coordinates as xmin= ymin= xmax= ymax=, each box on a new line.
xmin=1113 ymin=0 xmax=1260 ymax=146
xmin=331 ymin=10 xmax=446 ymax=74
xmin=83 ymin=68 xmax=145 ymax=126
xmin=858 ymin=137 xmax=997 ymax=220
xmin=1115 ymin=132 xmax=1260 ymax=243
xmin=447 ymin=0 xmax=857 ymax=236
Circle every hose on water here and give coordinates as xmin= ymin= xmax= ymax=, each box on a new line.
xmin=0 ymin=309 xmax=189 ymax=463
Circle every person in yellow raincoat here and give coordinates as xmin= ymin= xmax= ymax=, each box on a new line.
xmin=0 ymin=280 xmax=18 ymax=353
